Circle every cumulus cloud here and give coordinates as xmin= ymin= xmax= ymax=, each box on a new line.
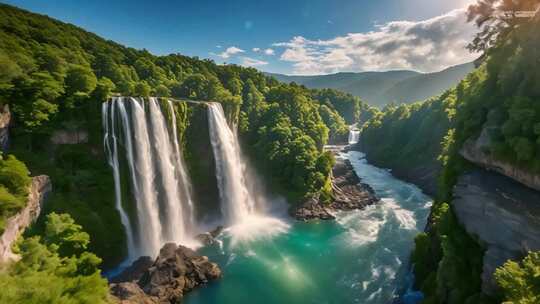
xmin=241 ymin=57 xmax=269 ymax=67
xmin=264 ymin=48 xmax=275 ymax=55
xmin=252 ymin=47 xmax=261 ymax=52
xmin=274 ymin=9 xmax=479 ymax=75
xmin=218 ymin=46 xmax=245 ymax=59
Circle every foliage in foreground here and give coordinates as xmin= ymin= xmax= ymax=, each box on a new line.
xmin=495 ymin=251 xmax=540 ymax=304
xmin=0 ymin=213 xmax=111 ymax=304
xmin=0 ymin=153 xmax=31 ymax=234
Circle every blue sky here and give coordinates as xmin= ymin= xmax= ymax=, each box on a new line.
xmin=2 ymin=0 xmax=478 ymax=74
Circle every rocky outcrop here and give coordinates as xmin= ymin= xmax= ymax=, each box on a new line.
xmin=452 ymin=170 xmax=540 ymax=295
xmin=50 ymin=129 xmax=88 ymax=145
xmin=294 ymin=196 xmax=336 ymax=221
xmin=0 ymin=104 xmax=11 ymax=151
xmin=110 ymin=243 xmax=221 ymax=304
xmin=294 ymin=154 xmax=379 ymax=221
xmin=460 ymin=126 xmax=540 ymax=192
xmin=195 ymin=226 xmax=223 ymax=246
xmin=0 ymin=175 xmax=52 ymax=261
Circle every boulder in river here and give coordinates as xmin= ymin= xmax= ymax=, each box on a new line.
xmin=110 ymin=243 xmax=221 ymax=304
xmin=293 ymin=154 xmax=379 ymax=221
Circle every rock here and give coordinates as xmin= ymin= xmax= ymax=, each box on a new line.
xmin=0 ymin=175 xmax=52 ymax=261
xmin=110 ymin=282 xmax=158 ymax=304
xmin=50 ymin=129 xmax=88 ymax=145
xmin=451 ymin=170 xmax=540 ymax=295
xmin=195 ymin=226 xmax=223 ymax=246
xmin=111 ymin=256 xmax=154 ymax=283
xmin=293 ymin=156 xmax=379 ymax=221
xmin=110 ymin=243 xmax=221 ymax=304
xmin=293 ymin=196 xmax=336 ymax=221
xmin=0 ymin=104 xmax=11 ymax=151
xmin=460 ymin=125 xmax=540 ymax=192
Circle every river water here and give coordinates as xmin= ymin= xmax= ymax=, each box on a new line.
xmin=184 ymin=151 xmax=432 ymax=304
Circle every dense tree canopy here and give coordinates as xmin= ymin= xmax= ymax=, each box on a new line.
xmin=0 ymin=213 xmax=111 ymax=304
xmin=0 ymin=3 xmax=373 ymax=267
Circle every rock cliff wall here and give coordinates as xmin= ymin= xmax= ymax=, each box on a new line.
xmin=460 ymin=126 xmax=540 ymax=192
xmin=452 ymin=170 xmax=540 ymax=295
xmin=0 ymin=175 xmax=52 ymax=261
xmin=0 ymin=104 xmax=11 ymax=151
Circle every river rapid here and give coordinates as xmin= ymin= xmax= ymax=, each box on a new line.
xmin=184 ymin=151 xmax=432 ymax=304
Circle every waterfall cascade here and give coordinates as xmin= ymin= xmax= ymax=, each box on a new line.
xmin=103 ymin=97 xmax=196 ymax=258
xmin=206 ymin=102 xmax=288 ymax=242
xmin=348 ymin=126 xmax=360 ymax=145
xmin=207 ymin=102 xmax=257 ymax=223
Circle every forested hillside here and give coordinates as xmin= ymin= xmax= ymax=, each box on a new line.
xmin=359 ymin=1 xmax=540 ymax=303
xmin=0 ymin=3 xmax=372 ymax=302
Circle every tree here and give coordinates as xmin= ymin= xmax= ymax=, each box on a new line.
xmin=155 ymin=84 xmax=170 ymax=97
xmin=44 ymin=212 xmax=91 ymax=257
xmin=65 ymin=65 xmax=97 ymax=95
xmin=133 ymin=81 xmax=151 ymax=96
xmin=495 ymin=251 xmax=540 ymax=304
xmin=467 ymin=0 xmax=540 ymax=52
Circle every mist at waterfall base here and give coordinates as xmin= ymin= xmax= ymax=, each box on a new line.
xmin=185 ymin=151 xmax=432 ymax=304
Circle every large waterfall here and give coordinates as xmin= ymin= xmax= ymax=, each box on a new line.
xmin=103 ymin=97 xmax=196 ymax=258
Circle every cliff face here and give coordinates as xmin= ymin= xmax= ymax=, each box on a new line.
xmin=183 ymin=103 xmax=221 ymax=222
xmin=0 ymin=104 xmax=11 ymax=151
xmin=460 ymin=126 xmax=540 ymax=192
xmin=452 ymin=170 xmax=540 ymax=295
xmin=0 ymin=175 xmax=52 ymax=261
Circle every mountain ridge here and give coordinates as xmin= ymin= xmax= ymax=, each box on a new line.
xmin=268 ymin=62 xmax=475 ymax=107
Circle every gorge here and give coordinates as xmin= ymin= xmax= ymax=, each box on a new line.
xmin=1 ymin=2 xmax=539 ymax=304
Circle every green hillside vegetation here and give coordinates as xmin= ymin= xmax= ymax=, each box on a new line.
xmin=0 ymin=213 xmax=111 ymax=304
xmin=0 ymin=154 xmax=31 ymax=234
xmin=360 ymin=2 xmax=540 ymax=303
xmin=0 ymin=2 xmax=364 ymax=268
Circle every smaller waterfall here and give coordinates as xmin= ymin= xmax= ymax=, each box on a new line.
xmin=207 ymin=102 xmax=255 ymax=223
xmin=102 ymin=99 xmax=136 ymax=258
xmin=348 ymin=127 xmax=360 ymax=145
xmin=206 ymin=102 xmax=289 ymax=244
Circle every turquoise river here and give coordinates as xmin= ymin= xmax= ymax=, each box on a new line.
xmin=184 ymin=151 xmax=432 ymax=304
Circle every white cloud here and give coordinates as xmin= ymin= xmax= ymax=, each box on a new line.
xmin=218 ymin=46 xmax=245 ymax=59
xmin=240 ymin=57 xmax=269 ymax=67
xmin=252 ymin=47 xmax=261 ymax=52
xmin=264 ymin=48 xmax=275 ymax=55
xmin=274 ymin=9 xmax=479 ymax=75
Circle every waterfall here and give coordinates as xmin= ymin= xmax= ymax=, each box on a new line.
xmin=207 ymin=102 xmax=255 ymax=224
xmin=103 ymin=97 xmax=196 ymax=258
xmin=348 ymin=127 xmax=360 ymax=145
xmin=206 ymin=102 xmax=289 ymax=244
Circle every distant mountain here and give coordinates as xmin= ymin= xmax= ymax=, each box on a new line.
xmin=268 ymin=62 xmax=475 ymax=107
